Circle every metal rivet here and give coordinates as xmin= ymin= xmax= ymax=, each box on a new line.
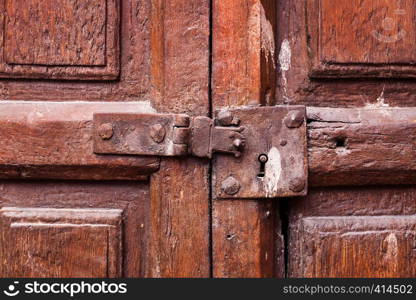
xmin=98 ymin=123 xmax=114 ymax=140
xmin=221 ymin=176 xmax=241 ymax=195
xmin=284 ymin=110 xmax=304 ymax=128
xmin=150 ymin=124 xmax=166 ymax=144
xmin=289 ymin=177 xmax=306 ymax=193
xmin=217 ymin=111 xmax=234 ymax=126
xmin=233 ymin=138 xmax=243 ymax=149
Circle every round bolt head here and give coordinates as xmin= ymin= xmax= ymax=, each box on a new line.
xmin=284 ymin=110 xmax=304 ymax=128
xmin=233 ymin=138 xmax=243 ymax=148
xmin=289 ymin=177 xmax=306 ymax=193
xmin=221 ymin=176 xmax=241 ymax=195
xmin=98 ymin=123 xmax=114 ymax=140
xmin=217 ymin=111 xmax=234 ymax=126
xmin=150 ymin=124 xmax=166 ymax=144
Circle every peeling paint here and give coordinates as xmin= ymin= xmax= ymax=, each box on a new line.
xmin=383 ymin=233 xmax=399 ymax=273
xmin=279 ymin=39 xmax=291 ymax=103
xmin=264 ymin=147 xmax=282 ymax=197
xmin=366 ymin=87 xmax=390 ymax=108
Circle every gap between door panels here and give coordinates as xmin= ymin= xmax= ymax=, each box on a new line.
xmin=208 ymin=0 xmax=214 ymax=279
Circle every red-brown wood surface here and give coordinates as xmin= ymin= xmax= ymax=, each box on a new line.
xmin=212 ymin=0 xmax=283 ymax=278
xmin=277 ymin=0 xmax=416 ymax=106
xmin=1 ymin=0 xmax=120 ymax=80
xmin=307 ymin=107 xmax=416 ymax=186
xmin=289 ymin=187 xmax=416 ymax=278
xmin=147 ymin=0 xmax=210 ymax=277
xmin=0 ymin=207 xmax=122 ymax=278
xmin=0 ymin=181 xmax=149 ymax=277
xmin=0 ymin=102 xmax=159 ymax=181
xmin=0 ymin=0 xmax=211 ymax=278
xmin=283 ymin=0 xmax=416 ymax=278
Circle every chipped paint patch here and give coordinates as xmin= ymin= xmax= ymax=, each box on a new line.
xmin=366 ymin=87 xmax=390 ymax=109
xmin=383 ymin=233 xmax=399 ymax=272
xmin=279 ymin=39 xmax=291 ymax=103
xmin=264 ymin=147 xmax=282 ymax=197
xmin=279 ymin=40 xmax=291 ymax=72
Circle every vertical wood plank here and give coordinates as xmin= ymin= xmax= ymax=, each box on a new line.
xmin=212 ymin=0 xmax=283 ymax=278
xmin=213 ymin=201 xmax=284 ymax=277
xmin=147 ymin=0 xmax=210 ymax=277
xmin=212 ymin=0 xmax=277 ymax=107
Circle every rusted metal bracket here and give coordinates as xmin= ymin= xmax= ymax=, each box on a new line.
xmin=213 ymin=106 xmax=308 ymax=199
xmin=93 ymin=113 xmax=245 ymax=159
xmin=93 ymin=106 xmax=308 ymax=199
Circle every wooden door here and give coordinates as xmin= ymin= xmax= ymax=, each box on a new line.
xmin=212 ymin=0 xmax=416 ymax=278
xmin=2 ymin=0 xmax=416 ymax=279
xmin=0 ymin=0 xmax=210 ymax=278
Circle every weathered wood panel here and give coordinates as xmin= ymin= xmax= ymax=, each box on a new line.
xmin=0 ymin=102 xmax=159 ymax=180
xmin=147 ymin=0 xmax=210 ymax=277
xmin=212 ymin=0 xmax=277 ymax=107
xmin=276 ymin=0 xmax=416 ymax=107
xmin=289 ymin=187 xmax=416 ymax=278
xmin=307 ymin=0 xmax=416 ymax=78
xmin=0 ymin=181 xmax=149 ymax=277
xmin=1 ymin=0 xmax=120 ymax=80
xmin=213 ymin=200 xmax=283 ymax=277
xmin=0 ymin=0 xmax=149 ymax=100
xmin=6 ymin=0 xmax=106 ymax=66
xmin=308 ymin=107 xmax=416 ymax=186
xmin=0 ymin=208 xmax=122 ymax=278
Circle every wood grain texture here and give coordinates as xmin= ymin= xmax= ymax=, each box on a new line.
xmin=213 ymin=200 xmax=284 ymax=278
xmin=0 ymin=0 xmax=148 ymax=100
xmin=0 ymin=101 xmax=159 ymax=180
xmin=0 ymin=181 xmax=149 ymax=277
xmin=289 ymin=186 xmax=416 ymax=278
xmin=212 ymin=0 xmax=283 ymax=278
xmin=1 ymin=0 xmax=119 ymax=80
xmin=0 ymin=208 xmax=122 ymax=278
xmin=147 ymin=0 xmax=210 ymax=277
xmin=307 ymin=107 xmax=416 ymax=186
xmin=276 ymin=0 xmax=416 ymax=107
xmin=307 ymin=0 xmax=416 ymax=78
xmin=212 ymin=0 xmax=277 ymax=107
xmin=5 ymin=0 xmax=106 ymax=66
xmin=147 ymin=158 xmax=210 ymax=277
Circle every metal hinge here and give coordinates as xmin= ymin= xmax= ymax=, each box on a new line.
xmin=93 ymin=113 xmax=245 ymax=159
xmin=93 ymin=106 xmax=308 ymax=199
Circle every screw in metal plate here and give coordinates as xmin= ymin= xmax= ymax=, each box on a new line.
xmin=217 ymin=111 xmax=240 ymax=126
xmin=284 ymin=110 xmax=304 ymax=129
xmin=221 ymin=176 xmax=241 ymax=195
xmin=289 ymin=177 xmax=306 ymax=193
xmin=98 ymin=123 xmax=114 ymax=140
xmin=217 ymin=111 xmax=234 ymax=126
xmin=233 ymin=138 xmax=243 ymax=149
xmin=150 ymin=124 xmax=166 ymax=144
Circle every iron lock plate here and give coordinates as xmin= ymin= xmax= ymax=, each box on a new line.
xmin=93 ymin=106 xmax=308 ymax=199
xmin=213 ymin=106 xmax=308 ymax=199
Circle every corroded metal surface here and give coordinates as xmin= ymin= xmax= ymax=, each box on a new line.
xmin=214 ymin=106 xmax=308 ymax=199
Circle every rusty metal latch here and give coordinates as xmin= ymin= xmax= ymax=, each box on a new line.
xmin=93 ymin=106 xmax=308 ymax=199
xmin=93 ymin=113 xmax=245 ymax=159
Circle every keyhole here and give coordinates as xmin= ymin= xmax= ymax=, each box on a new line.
xmin=257 ymin=154 xmax=268 ymax=178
